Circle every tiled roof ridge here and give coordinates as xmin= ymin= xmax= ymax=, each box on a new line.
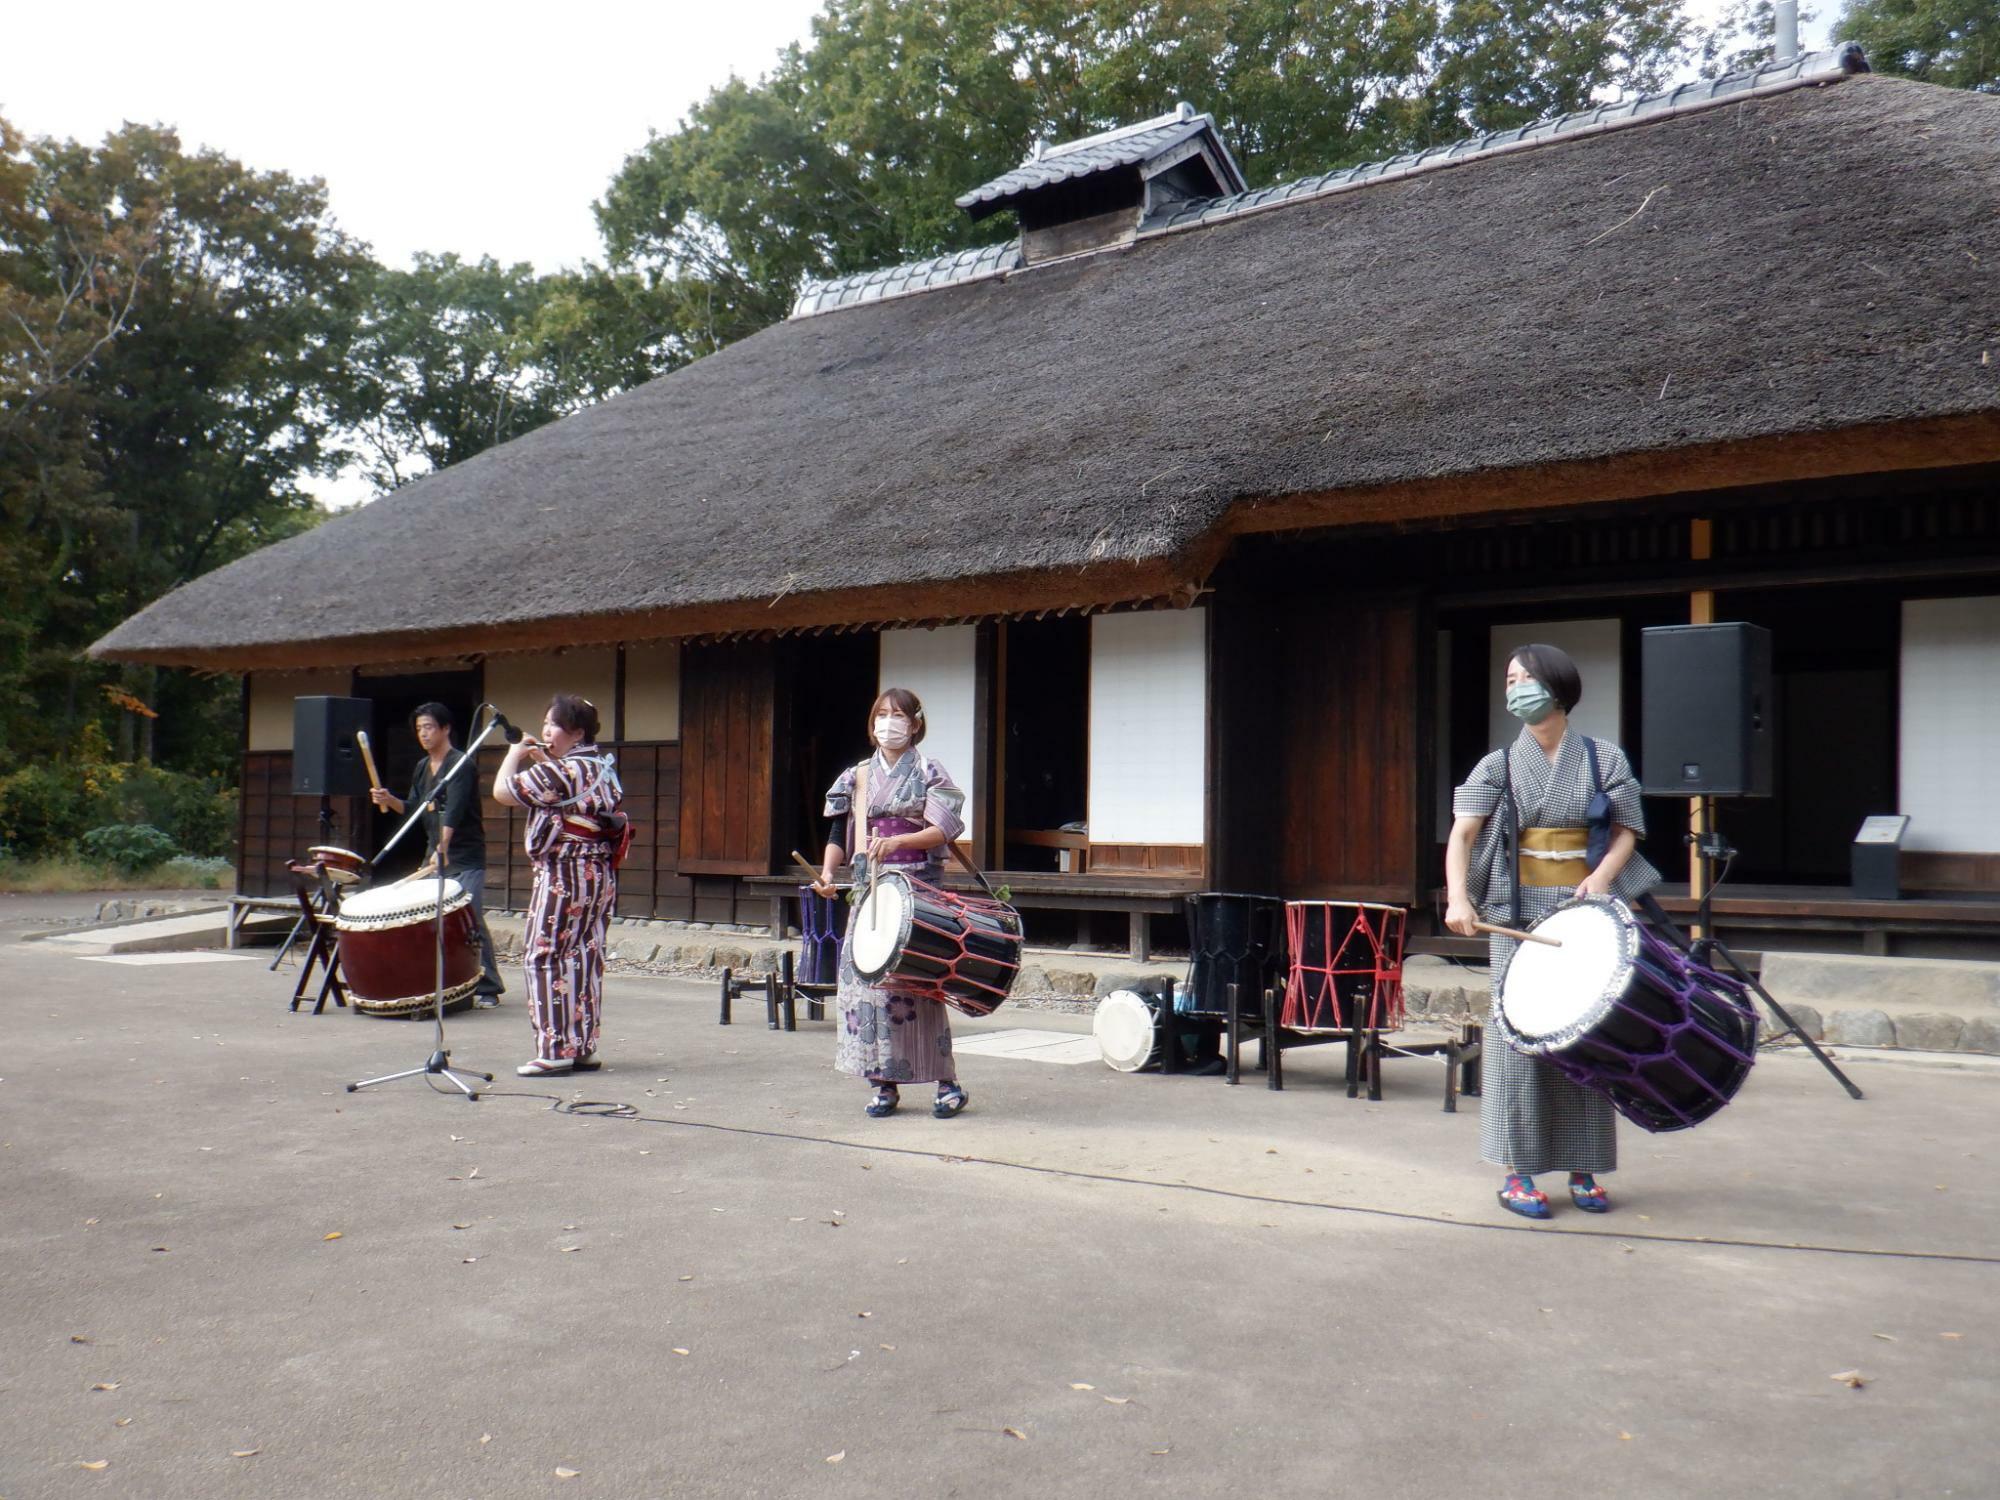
xmin=792 ymin=44 xmax=1868 ymax=320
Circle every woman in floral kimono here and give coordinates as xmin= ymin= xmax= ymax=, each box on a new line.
xmin=492 ymin=693 xmax=623 ymax=1078
xmin=812 ymin=688 xmax=970 ymax=1120
xmin=1443 ymin=644 xmax=1659 ymax=1220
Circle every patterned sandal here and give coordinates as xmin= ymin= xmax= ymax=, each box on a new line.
xmin=865 ymin=1084 xmax=900 ymax=1118
xmin=933 ymin=1082 xmax=968 ymax=1119
xmin=1568 ymin=1173 xmax=1611 ymax=1213
xmin=1496 ymin=1173 xmax=1552 ymax=1220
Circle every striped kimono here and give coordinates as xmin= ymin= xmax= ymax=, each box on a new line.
xmin=824 ymin=750 xmax=968 ymax=1084
xmin=509 ymin=744 xmax=622 ymax=1063
xmin=1455 ymin=728 xmax=1659 ymax=1174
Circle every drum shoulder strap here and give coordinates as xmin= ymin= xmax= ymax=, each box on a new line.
xmin=855 ymin=756 xmax=996 ymax=899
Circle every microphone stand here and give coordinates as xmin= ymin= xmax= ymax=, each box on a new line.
xmin=346 ymin=708 xmax=510 ymax=1102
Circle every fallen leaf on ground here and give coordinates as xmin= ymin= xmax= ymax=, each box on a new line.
xmin=1070 ymin=1383 xmax=1095 ymax=1391
xmin=480 ymin=1434 xmax=492 ymax=1445
xmin=322 ymin=1232 xmax=342 ymax=1241
xmin=84 ymin=1218 xmax=99 ymax=1226
xmin=1103 ymin=1396 xmax=1130 ymax=1405
xmin=856 ymin=1311 xmax=871 ymax=1319
xmin=555 ymin=1467 xmax=580 ymax=1479
xmin=1618 ymin=1432 xmax=1632 ymax=1441
xmin=70 ymin=1335 xmax=93 ymax=1344
xmin=1940 ymin=1333 xmax=1964 ymax=1340
xmin=91 ymin=1382 xmax=120 ymax=1392
xmin=826 ymin=1451 xmax=846 ymax=1464
xmin=1003 ymin=1427 xmax=1027 ymax=1440
xmin=452 ymin=1223 xmax=472 ymax=1231
xmin=639 ymin=1150 xmax=652 ymax=1156
xmin=150 ymin=1247 xmax=168 ymax=1253
xmin=673 ymin=1348 xmax=690 ymax=1357
xmin=79 ymin=1459 xmax=110 ymax=1469
xmin=560 ymin=1246 xmax=582 ymax=1253
xmin=678 ymin=1275 xmax=694 ymax=1282
xmin=230 ymin=1448 xmax=260 ymax=1458
xmin=468 ymin=1167 xmax=480 ymax=1179
xmin=896 ymin=1257 xmax=908 ymax=1265
xmin=1150 ymin=1448 xmax=1171 ymax=1455
xmin=1873 ymin=1333 xmax=1896 ymax=1342
xmin=878 ymin=1344 xmax=895 ymax=1351
xmin=1830 ymin=1369 xmax=1867 ymax=1388
xmin=114 ymin=1418 xmax=131 ymax=1428
xmin=561 ymin=1224 xmax=578 ymax=1231
xmin=788 ymin=1216 xmax=806 ymax=1222
xmin=461 ymin=1256 xmax=479 ymax=1264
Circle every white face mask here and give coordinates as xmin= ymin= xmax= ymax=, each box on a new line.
xmin=873 ymin=714 xmax=912 ymax=750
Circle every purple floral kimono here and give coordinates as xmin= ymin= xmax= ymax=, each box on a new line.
xmin=823 ymin=750 xmax=967 ymax=1083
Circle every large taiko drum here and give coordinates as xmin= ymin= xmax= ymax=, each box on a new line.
xmin=1094 ymin=989 xmax=1167 ymax=1072
xmin=1494 ymin=896 xmax=1759 ymax=1134
xmin=334 ymin=877 xmax=482 ymax=1018
xmin=1282 ymin=900 xmax=1408 ymax=1032
xmin=848 ymin=871 xmax=1022 ymax=1017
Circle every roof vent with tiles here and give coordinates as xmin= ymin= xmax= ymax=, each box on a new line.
xmin=953 ymin=102 xmax=1248 ymax=266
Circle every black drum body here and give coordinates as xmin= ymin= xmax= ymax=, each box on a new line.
xmin=1178 ymin=892 xmax=1286 ymax=1018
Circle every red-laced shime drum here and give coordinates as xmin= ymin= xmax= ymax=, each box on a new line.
xmin=305 ymin=845 xmax=368 ymax=886
xmin=1282 ymin=901 xmax=1407 ymax=1031
xmin=333 ymin=878 xmax=481 ymax=1018
xmin=1493 ymin=896 xmax=1758 ymax=1134
xmin=848 ymin=871 xmax=1022 ymax=1017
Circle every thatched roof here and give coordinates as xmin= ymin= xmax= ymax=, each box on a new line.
xmin=95 ymin=65 xmax=2000 ymax=671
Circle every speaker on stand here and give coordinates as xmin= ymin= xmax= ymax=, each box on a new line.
xmin=1636 ymin=624 xmax=1861 ymax=1101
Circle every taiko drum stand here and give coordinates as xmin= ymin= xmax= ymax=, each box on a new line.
xmin=1641 ymin=814 xmax=1862 ymax=1102
xmin=346 ymin=714 xmax=505 ymax=1102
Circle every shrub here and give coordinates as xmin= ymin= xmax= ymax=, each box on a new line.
xmin=0 ymin=764 xmax=92 ymax=858
xmin=79 ymin=823 xmax=181 ymax=874
xmin=109 ymin=763 xmax=237 ymax=858
xmin=158 ymin=854 xmax=233 ymax=890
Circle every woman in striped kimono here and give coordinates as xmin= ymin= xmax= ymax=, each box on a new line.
xmin=493 ymin=693 xmax=623 ymax=1077
xmin=811 ymin=687 xmax=971 ymax=1120
xmin=1444 ymin=644 xmax=1659 ymax=1219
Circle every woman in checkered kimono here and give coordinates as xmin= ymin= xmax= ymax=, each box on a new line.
xmin=1444 ymin=644 xmax=1659 ymax=1219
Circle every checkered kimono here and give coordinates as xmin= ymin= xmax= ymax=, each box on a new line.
xmin=1455 ymin=728 xmax=1659 ymax=1174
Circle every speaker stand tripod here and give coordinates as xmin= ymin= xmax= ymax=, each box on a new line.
xmin=1642 ymin=819 xmax=1863 ymax=1102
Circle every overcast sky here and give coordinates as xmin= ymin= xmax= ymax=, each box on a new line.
xmin=3 ymin=1 xmax=829 ymax=273
xmin=6 ymin=2 xmax=1835 ymax=276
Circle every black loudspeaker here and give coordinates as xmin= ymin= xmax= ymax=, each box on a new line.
xmin=292 ymin=696 xmax=374 ymax=797
xmin=1640 ymin=624 xmax=1774 ymax=798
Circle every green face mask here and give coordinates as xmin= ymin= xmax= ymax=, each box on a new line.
xmin=1506 ymin=680 xmax=1558 ymax=725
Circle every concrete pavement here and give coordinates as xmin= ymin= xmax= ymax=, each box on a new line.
xmin=1 ymin=918 xmax=1995 ymax=1499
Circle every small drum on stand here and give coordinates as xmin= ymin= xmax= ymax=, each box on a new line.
xmin=1494 ymin=896 xmax=1759 ymax=1133
xmin=1282 ymin=901 xmax=1408 ymax=1032
xmin=1178 ymin=892 xmax=1286 ymax=1017
xmin=305 ymin=845 xmax=368 ymax=887
xmin=797 ymin=884 xmax=845 ymax=986
xmin=334 ymin=877 xmax=482 ymax=1018
xmin=849 ymin=871 xmax=1023 ymax=1018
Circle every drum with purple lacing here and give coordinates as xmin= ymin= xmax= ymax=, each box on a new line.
xmin=1493 ymin=896 xmax=1759 ymax=1134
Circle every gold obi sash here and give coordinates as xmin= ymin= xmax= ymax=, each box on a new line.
xmin=1517 ymin=826 xmax=1589 ymax=887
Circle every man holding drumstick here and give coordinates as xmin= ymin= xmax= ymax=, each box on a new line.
xmin=370 ymin=702 xmax=505 ymax=1007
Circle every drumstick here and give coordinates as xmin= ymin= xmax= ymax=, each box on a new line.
xmin=790 ymin=849 xmax=827 ymax=882
xmin=355 ymin=730 xmax=384 ymax=793
xmin=1474 ymin=920 xmax=1562 ymax=948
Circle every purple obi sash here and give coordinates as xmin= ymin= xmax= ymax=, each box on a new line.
xmin=867 ymin=816 xmax=930 ymax=866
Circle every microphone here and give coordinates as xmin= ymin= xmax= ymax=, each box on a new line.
xmin=485 ymin=706 xmax=525 ymax=744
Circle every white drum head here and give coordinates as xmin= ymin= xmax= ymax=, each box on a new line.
xmin=849 ymin=876 xmax=913 ymax=978
xmin=339 ymin=876 xmax=467 ymax=921
xmin=1497 ymin=898 xmax=1639 ymax=1052
xmin=1094 ymin=990 xmax=1161 ymax=1072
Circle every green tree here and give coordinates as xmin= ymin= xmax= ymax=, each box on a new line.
xmin=2 ymin=121 xmax=362 ymax=769
xmin=334 ymin=253 xmax=681 ymax=493
xmin=595 ymin=0 xmax=1696 ymax=344
xmin=1836 ymin=0 xmax=1998 ymax=91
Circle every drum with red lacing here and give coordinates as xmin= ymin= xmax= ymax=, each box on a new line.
xmin=1282 ymin=900 xmax=1408 ymax=1032
xmin=848 ymin=871 xmax=1022 ymax=1017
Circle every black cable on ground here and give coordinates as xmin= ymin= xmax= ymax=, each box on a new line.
xmin=449 ymin=1085 xmax=2000 ymax=1269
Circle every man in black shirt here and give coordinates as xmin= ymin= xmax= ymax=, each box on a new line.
xmin=370 ymin=701 xmax=504 ymax=1005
